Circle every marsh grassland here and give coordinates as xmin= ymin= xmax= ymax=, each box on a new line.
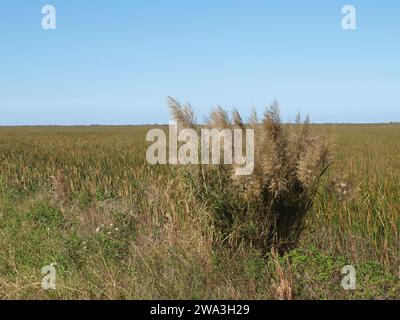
xmin=0 ymin=123 xmax=399 ymax=299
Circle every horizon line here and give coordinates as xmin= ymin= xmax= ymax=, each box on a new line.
xmin=1 ymin=122 xmax=400 ymax=128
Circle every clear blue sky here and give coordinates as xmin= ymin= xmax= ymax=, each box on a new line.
xmin=1 ymin=0 xmax=399 ymax=125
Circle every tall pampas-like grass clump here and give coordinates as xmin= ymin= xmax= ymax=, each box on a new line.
xmin=168 ymin=97 xmax=331 ymax=254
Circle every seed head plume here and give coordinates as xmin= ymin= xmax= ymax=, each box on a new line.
xmin=263 ymin=99 xmax=284 ymax=145
xmin=167 ymin=96 xmax=196 ymax=130
xmin=232 ymin=108 xmax=245 ymax=132
xmin=209 ymin=106 xmax=231 ymax=129
xmin=248 ymin=107 xmax=259 ymax=127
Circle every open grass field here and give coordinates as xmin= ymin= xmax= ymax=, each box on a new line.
xmin=0 ymin=123 xmax=399 ymax=299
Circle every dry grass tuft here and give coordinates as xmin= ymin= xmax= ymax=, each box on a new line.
xmin=170 ymin=99 xmax=332 ymax=254
xmin=271 ymin=249 xmax=294 ymax=300
xmin=50 ymin=171 xmax=69 ymax=203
